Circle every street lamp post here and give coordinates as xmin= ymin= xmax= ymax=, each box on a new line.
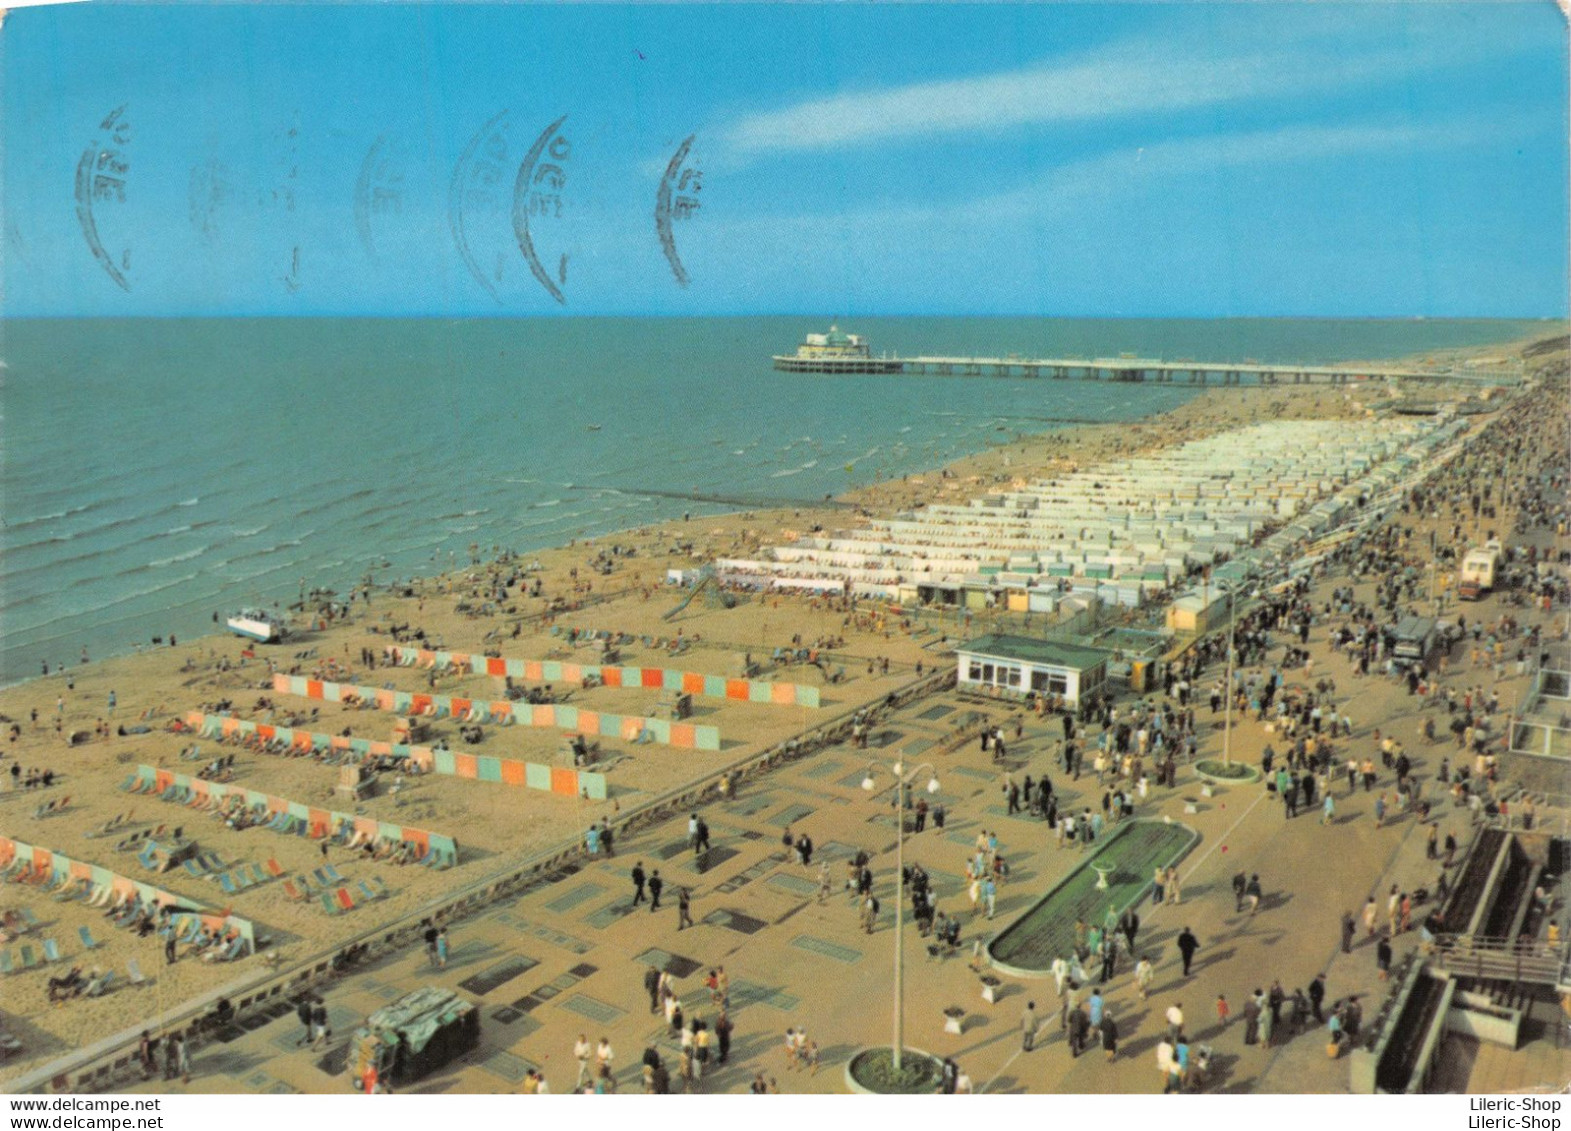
xmin=1221 ymin=583 xmax=1238 ymax=767
xmin=862 ymin=756 xmax=941 ymax=1074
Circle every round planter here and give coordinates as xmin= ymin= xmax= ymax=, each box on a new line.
xmin=1193 ymin=759 xmax=1261 ymax=785
xmin=844 ymin=1046 xmax=943 ymax=1094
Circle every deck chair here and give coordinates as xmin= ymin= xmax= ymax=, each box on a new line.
xmin=136 ymin=846 xmax=158 ymax=871
xmin=368 ymin=876 xmax=390 ymax=900
xmin=117 ymin=773 xmax=137 ymax=792
xmin=244 ymin=864 xmax=269 ymax=887
xmin=264 ymin=858 xmax=284 ymax=878
xmin=18 ymin=945 xmax=38 ymax=970
xmin=311 ymin=867 xmax=331 ymax=888
xmin=217 ymin=873 xmax=239 ymax=896
xmin=182 ymin=859 xmax=208 ymax=879
xmin=42 ymin=939 xmax=62 ymax=963
xmin=281 ymin=879 xmax=305 ymax=902
xmin=0 ymin=950 xmax=15 ymax=975
xmin=84 ymin=971 xmax=116 ymax=997
xmin=334 ymin=887 xmax=355 ymax=911
xmin=321 ymin=864 xmax=344 ymax=884
xmin=17 ymin=909 xmax=40 ymax=932
xmin=318 ymin=892 xmax=340 ymax=916
xmin=126 ymin=958 xmax=148 ymax=987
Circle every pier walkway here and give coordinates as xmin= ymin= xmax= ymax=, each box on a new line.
xmin=773 ymin=352 xmax=1523 ymax=387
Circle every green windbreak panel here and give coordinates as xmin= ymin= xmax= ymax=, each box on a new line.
xmin=434 ymin=749 xmax=457 ymax=776
xmin=351 ymin=738 xmax=371 ymax=755
xmin=379 ymin=821 xmax=402 ymax=844
xmin=506 ymin=660 xmax=525 ymax=677
xmin=580 ymin=773 xmax=608 ymax=801
xmin=644 ymin=719 xmax=670 ymax=745
xmin=288 ymin=803 xmax=310 ymax=820
xmin=478 ymin=757 xmax=503 ymax=783
xmin=704 ymin=676 xmax=726 ymax=699
xmin=555 ymin=706 xmax=579 ymax=731
xmin=663 ymin=669 xmax=684 ymax=690
xmin=525 ymin=763 xmax=551 ymax=790
xmin=599 ymin=714 xmax=624 ymax=739
xmin=695 ymin=727 xmax=720 ymax=752
xmin=749 ymin=682 xmax=772 ymax=704
xmin=797 ymin=687 xmax=820 ymax=708
xmin=543 ymin=662 xmax=563 ymax=681
xmin=393 ymin=692 xmax=413 ymax=712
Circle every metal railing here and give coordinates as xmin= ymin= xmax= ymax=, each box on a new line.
xmin=1428 ymin=934 xmax=1570 ymax=986
xmin=8 ymin=667 xmax=957 ymax=1094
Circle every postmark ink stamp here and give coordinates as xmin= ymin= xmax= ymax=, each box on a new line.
xmin=656 ymin=133 xmax=701 ymax=287
xmin=74 ymin=104 xmax=132 ymax=292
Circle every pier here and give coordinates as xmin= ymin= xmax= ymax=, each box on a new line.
xmin=772 ymin=351 xmax=1523 ymax=387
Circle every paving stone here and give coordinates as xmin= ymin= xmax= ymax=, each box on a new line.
xmin=557 ymin=993 xmax=626 ymax=1025
xmin=470 ymin=1047 xmax=533 ymax=1084
xmin=770 ymin=803 xmax=815 ymax=827
xmin=800 ymin=758 xmax=847 ymax=780
xmin=457 ymin=954 xmax=540 ymax=997
xmin=766 ymin=873 xmax=820 ymax=896
xmin=544 ymin=882 xmax=607 ymax=913
xmin=789 ymin=935 xmax=863 ymax=963
xmin=701 ymin=908 xmax=768 ymax=934
xmin=632 ymin=948 xmax=703 ymax=978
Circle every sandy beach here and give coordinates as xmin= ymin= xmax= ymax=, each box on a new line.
xmin=0 ymin=336 xmax=1563 ymax=1087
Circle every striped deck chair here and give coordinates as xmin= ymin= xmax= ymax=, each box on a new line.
xmin=233 ymin=868 xmax=258 ymax=891
xmin=244 ymin=864 xmax=269 ymax=887
xmin=217 ymin=873 xmax=239 ymax=896
xmin=42 ymin=938 xmax=62 ymax=963
xmin=264 ymin=858 xmax=284 ymax=878
xmin=318 ymin=892 xmax=340 ymax=915
xmin=321 ymin=864 xmax=344 ymax=884
xmin=281 ymin=879 xmax=305 ymax=902
xmin=311 ymin=867 xmax=331 ymax=888
xmin=334 ymin=887 xmax=355 ymax=912
xmin=0 ymin=950 xmax=14 ymax=976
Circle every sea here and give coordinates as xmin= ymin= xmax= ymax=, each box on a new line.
xmin=0 ymin=316 xmax=1549 ymax=686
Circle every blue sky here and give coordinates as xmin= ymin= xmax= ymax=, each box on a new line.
xmin=2 ymin=3 xmax=1565 ymax=317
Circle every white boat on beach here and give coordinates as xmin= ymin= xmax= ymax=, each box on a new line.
xmin=226 ymin=609 xmax=289 ymax=643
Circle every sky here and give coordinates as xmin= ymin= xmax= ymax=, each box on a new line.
xmin=1 ymin=3 xmax=1566 ymax=318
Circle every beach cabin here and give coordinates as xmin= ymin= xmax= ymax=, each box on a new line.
xmin=954 ymin=634 xmax=1111 ymax=708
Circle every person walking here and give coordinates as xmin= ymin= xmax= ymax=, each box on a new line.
xmin=1322 ymin=792 xmax=1336 ymax=825
xmin=1134 ymin=955 xmax=1155 ymax=1001
xmin=174 ymin=1032 xmax=190 ymax=1085
xmin=1308 ymin=974 xmax=1327 ymax=1023
xmin=1176 ymin=927 xmax=1200 ymax=976
xmin=648 ymin=869 xmax=663 ymax=911
xmin=1232 ymin=871 xmax=1248 ymax=913
xmin=1245 ymin=874 xmax=1263 ymax=915
xmin=631 ymin=861 xmax=647 ymax=906
xmin=677 ymin=887 xmax=694 ymax=930
xmin=296 ymin=997 xmax=314 ymax=1046
xmin=1021 ymin=1000 xmax=1039 ymax=1052
xmin=1376 ymin=934 xmax=1393 ymax=981
xmin=1340 ymin=911 xmax=1356 ymax=954
xmin=1165 ymin=866 xmax=1181 ymax=905
xmin=1100 ymin=1011 xmax=1119 ymax=1061
xmin=714 ymin=1010 xmax=733 ymax=1065
xmin=1165 ymin=1001 xmax=1184 ymax=1042
xmin=435 ymin=926 xmax=448 ymax=968
xmin=644 ymin=965 xmax=662 ymax=1014
xmin=574 ymin=1033 xmax=593 ymax=1090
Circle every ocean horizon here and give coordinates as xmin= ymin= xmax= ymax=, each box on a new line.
xmin=0 ymin=315 xmax=1552 ymax=686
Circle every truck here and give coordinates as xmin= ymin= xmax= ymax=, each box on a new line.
xmin=1458 ymin=541 xmax=1503 ymax=601
xmin=1391 ymin=616 xmax=1439 ymax=671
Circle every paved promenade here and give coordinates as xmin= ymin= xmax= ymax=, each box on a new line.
xmin=114 ymin=554 xmax=1565 ymax=1095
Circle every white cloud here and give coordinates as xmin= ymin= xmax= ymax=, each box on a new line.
xmin=716 ymin=20 xmax=1541 ymax=161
